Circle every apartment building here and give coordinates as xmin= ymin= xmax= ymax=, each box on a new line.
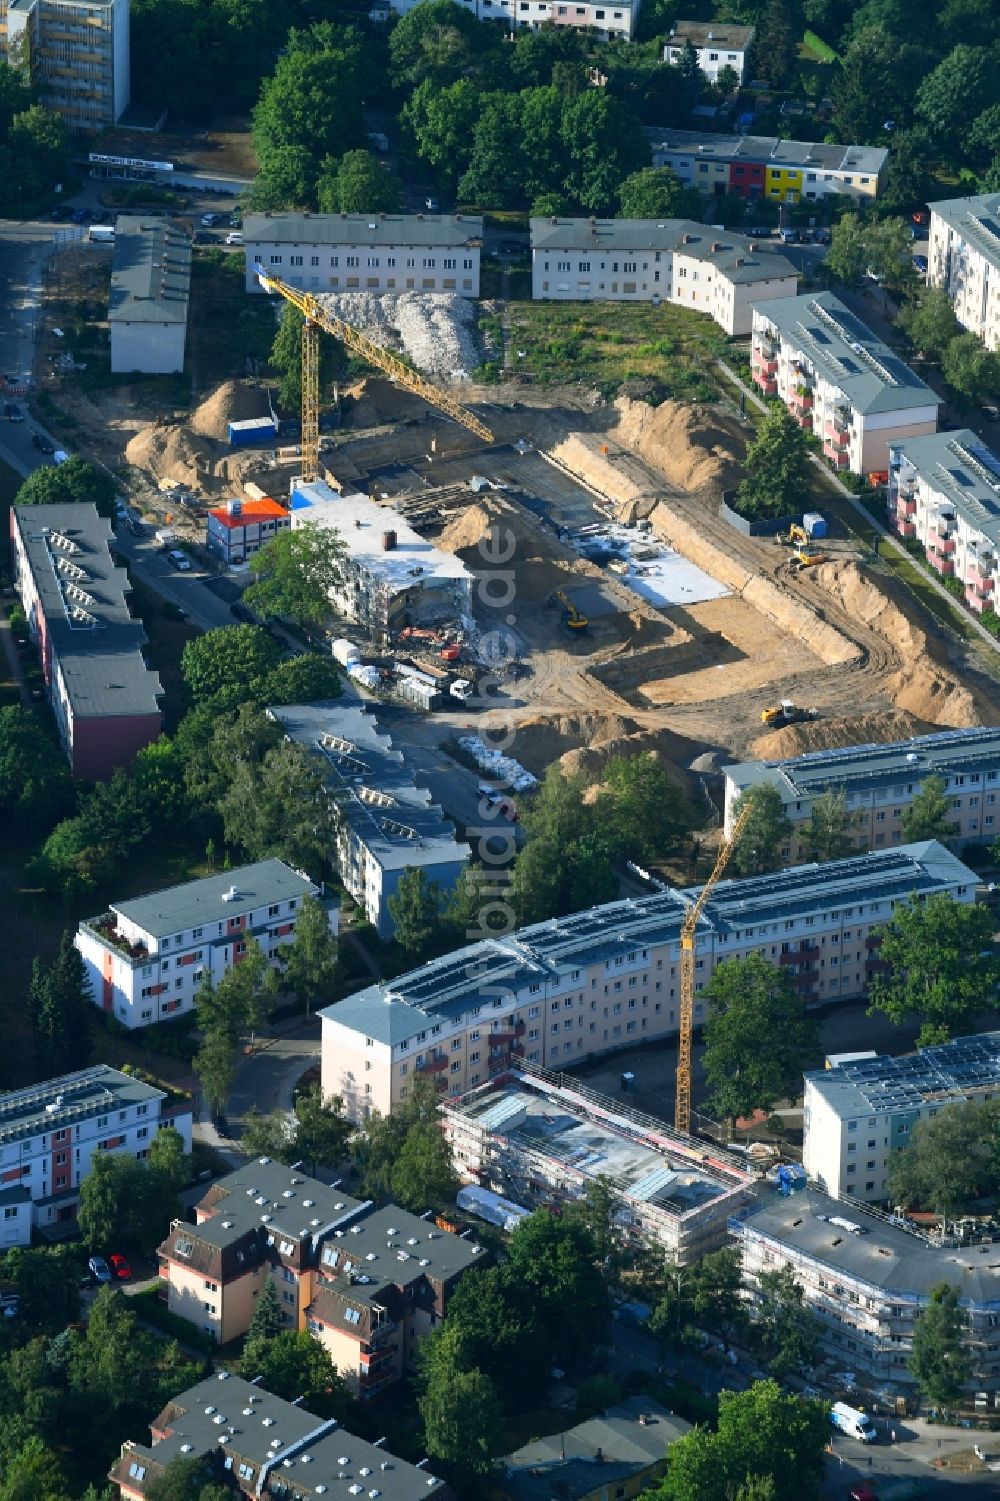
xmin=723 ymin=726 xmax=1000 ymax=861
xmin=663 ymin=21 xmax=754 ymax=83
xmin=75 ymin=860 xmax=329 ymax=1029
xmin=157 ymin=1159 xmax=484 ymax=1389
xmin=0 ymin=1065 xmax=192 ymax=1245
xmin=888 ymin=429 xmax=1000 ymax=613
xmin=3 ymin=0 xmax=129 ymax=129
xmin=502 ymin=1398 xmax=689 ymax=1501
xmin=531 ymin=218 xmax=798 ymax=336
xmin=442 ymin=1064 xmax=753 ymax=1265
xmin=648 ymin=128 xmax=888 ymax=204
xmin=305 ymin=1205 xmax=484 ymax=1397
xmin=320 ymin=841 xmax=977 ymax=1122
xmin=111 ymin=1373 xmax=454 ymax=1501
xmin=206 ymin=497 xmax=289 ymax=566
xmin=732 ymin=1183 xmax=1000 ymax=1396
xmin=244 ymin=212 xmax=483 ymax=297
xmin=928 ymin=192 xmax=1000 ymax=352
xmin=751 ymin=294 xmax=940 ymax=473
xmin=109 ymin=216 xmax=191 ymax=375
xmin=288 ymin=481 xmax=472 ymax=636
xmin=269 ymin=703 xmax=470 ymax=941
xmin=370 ymin=0 xmax=641 ymax=41
xmin=10 ymin=502 xmax=162 ymax=780
xmin=802 ymin=1033 xmax=1000 ymax=1205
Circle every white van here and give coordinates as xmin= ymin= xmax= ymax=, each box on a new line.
xmin=88 ymin=225 xmax=115 ymax=243
xmin=830 ymin=1403 xmax=877 ymax=1442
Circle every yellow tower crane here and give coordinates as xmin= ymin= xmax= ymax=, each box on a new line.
xmin=674 ymin=798 xmax=753 ymax=1135
xmin=254 ymin=264 xmax=494 ymax=483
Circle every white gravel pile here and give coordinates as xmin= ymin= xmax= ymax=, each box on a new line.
xmin=458 ymin=736 xmax=538 ymax=792
xmin=316 ymin=292 xmax=486 ymax=379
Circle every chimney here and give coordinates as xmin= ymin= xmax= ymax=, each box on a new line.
xmin=711 ymin=241 xmax=721 ymax=252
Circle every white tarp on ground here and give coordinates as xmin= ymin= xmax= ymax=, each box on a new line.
xmin=315 ymin=292 xmax=490 ymax=378
xmin=458 ymin=736 xmax=538 ymax=791
xmin=573 ymin=522 xmax=729 ymax=609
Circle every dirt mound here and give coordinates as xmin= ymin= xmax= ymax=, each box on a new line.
xmin=507 ymin=712 xmax=704 ymax=788
xmin=189 ymin=380 xmax=272 ymax=441
xmin=440 ymin=495 xmax=597 ymax=601
xmin=751 ymin=709 xmax=936 ymax=760
xmin=613 ymin=397 xmax=747 ymax=498
xmin=124 ymin=422 xmax=221 ymax=492
xmin=817 ymin=561 xmax=993 ymax=728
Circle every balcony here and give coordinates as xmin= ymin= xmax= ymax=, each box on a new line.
xmin=80 ymin=914 xmax=150 ymax=966
xmin=897 ymin=521 xmax=916 ymax=538
xmin=791 ymin=972 xmax=818 ymax=992
xmin=489 ymin=1020 xmax=527 ymax=1046
xmin=780 ymin=944 xmax=819 ymax=965
xmin=753 ymin=370 xmax=777 ymax=395
xmin=897 ymin=495 xmax=916 ymax=516
xmin=865 ymin=957 xmax=889 ymax=975
xmin=865 ymin=934 xmax=883 ymax=950
xmin=929 ymin=553 xmax=955 ymax=577
xmin=417 ymin=1053 xmax=449 ymax=1076
xmin=752 ymin=350 xmax=778 ymax=375
xmin=791 ymin=387 xmax=814 ymax=411
xmin=824 ymin=422 xmax=849 ymax=445
xmin=934 ymin=535 xmax=956 ymax=555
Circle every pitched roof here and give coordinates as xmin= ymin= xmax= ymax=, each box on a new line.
xmin=244 ymin=211 xmax=484 ymax=249
xmin=666 ymin=20 xmax=754 ymax=48
xmin=109 ymin=216 xmax=191 ymax=326
xmin=892 ymin=429 xmax=1000 ymax=548
xmin=530 ymin=217 xmax=797 ymax=286
xmin=647 ymin=126 xmax=888 ymax=177
xmin=503 ymin=1397 xmax=689 ymax=1501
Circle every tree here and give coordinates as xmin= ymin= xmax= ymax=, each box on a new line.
xmin=512 ymin=765 xmax=617 ymax=925
xmin=729 ymin=785 xmax=793 ymax=876
xmin=268 ymin=302 xmax=340 ymax=413
xmin=908 ymin=1284 xmax=973 ymax=1412
xmin=264 ymin=654 xmax=342 ymax=707
xmin=29 ymin=933 xmax=91 ymax=1076
xmin=655 ymin=1381 xmax=828 ymax=1501
xmin=390 ymin=1120 xmax=458 ymax=1213
xmin=291 ymin=1085 xmax=351 ymax=1175
xmin=403 ymin=79 xmax=482 ymax=186
xmin=317 ymin=151 xmax=401 ymax=215
xmin=242 ymin=1277 xmax=284 ymax=1374
xmin=13 ymin=456 xmax=115 ymax=517
xmin=915 ymin=45 xmax=992 ymax=154
xmin=867 ymin=891 xmax=1000 ymax=1045
xmin=601 ymin=753 xmax=693 ymax=862
xmin=702 ymin=955 xmax=819 ymax=1131
xmin=864 ymin=217 xmax=918 ymax=294
xmin=825 ymin=210 xmax=868 ymax=287
xmin=77 ymin=1153 xmax=122 ymax=1251
xmin=0 ymin=1437 xmax=71 ymax=1501
xmin=715 ymin=63 xmax=741 ymax=98
xmin=831 ymin=28 xmax=897 ymax=144
xmin=900 ymin=774 xmax=957 ymax=843
xmin=251 ymin=25 xmax=366 ymax=177
xmin=2 ymin=1245 xmax=80 ymax=1337
xmin=280 ymin=894 xmax=338 ymax=1015
xmin=148 ymin=1126 xmax=191 ymax=1195
xmin=458 ymin=93 xmax=525 ymax=208
xmin=389 ymin=0 xmax=500 ymax=90
xmin=181 ymin=625 xmax=281 ymax=710
xmin=145 ymin=1456 xmax=229 ymax=1501
xmin=900 ymin=288 xmax=962 ymax=362
xmin=244 ymin=145 xmax=316 ymax=212
xmin=755 ymin=1266 xmax=821 ymax=1378
xmin=801 ymin=788 xmax=857 ymax=862
xmin=618 ymin=166 xmax=703 ymax=221
xmin=503 ymin=1211 xmax=610 ymax=1368
xmin=388 ymin=867 xmax=445 ymax=955
xmin=650 ymin=1246 xmax=746 ymax=1351
xmin=887 ymin=1098 xmax=1000 ymax=1218
xmin=245 ymin=522 xmax=344 ymax=631
xmin=734 ymin=407 xmax=810 ymax=522
xmin=193 ymin=976 xmax=241 ymax=1115
xmin=0 ymin=707 xmax=73 ymax=831
xmin=248 ymin=1330 xmax=350 ymax=1414
xmin=419 ymin=1365 xmax=504 ymax=1478
xmin=754 ymin=0 xmax=799 ymax=88
xmin=942 ymin=333 xmax=1000 ymax=408
xmin=980 ymin=155 xmax=1000 ymax=194
xmin=560 ymin=92 xmax=650 ymax=215
xmin=217 ymin=740 xmax=334 ymax=875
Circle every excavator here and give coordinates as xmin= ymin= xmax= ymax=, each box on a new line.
xmin=774 ymin=523 xmax=809 ymax=547
xmin=547 ymin=589 xmax=588 ymax=632
xmin=760 ymin=699 xmax=819 ymax=727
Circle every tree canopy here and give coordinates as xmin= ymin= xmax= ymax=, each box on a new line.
xmin=702 ymin=955 xmax=819 ymax=1129
xmin=908 ymin=1283 xmax=973 ymax=1411
xmin=245 ymin=521 xmax=345 ymax=629
xmin=887 ymin=1097 xmax=1000 ymax=1218
xmin=867 ymin=892 xmax=1000 ymax=1045
xmin=734 ymin=407 xmax=811 ymax=523
xmin=729 ymin=786 xmax=793 ymax=877
xmin=13 ymin=458 xmax=116 ymax=518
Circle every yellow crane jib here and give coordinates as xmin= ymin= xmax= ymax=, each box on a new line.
xmin=674 ymin=798 xmax=754 ymax=1136
xmin=254 ymin=264 xmax=494 ymax=484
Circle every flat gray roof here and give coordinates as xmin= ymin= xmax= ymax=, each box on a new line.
xmin=12 ymin=504 xmax=161 ymax=720
xmin=321 ymin=841 xmax=973 ymax=1045
xmin=647 ymin=126 xmax=888 ymax=177
xmin=109 ymin=216 xmax=191 ymax=326
xmin=270 ymin=702 xmax=470 ymax=876
xmin=191 ymin=1158 xmax=367 ymax=1252
xmin=723 ymin=725 xmax=1000 ymax=802
xmin=929 ymin=192 xmax=1000 ymax=271
xmin=805 ymin=1031 xmax=1000 ymax=1121
xmin=737 ymin=1184 xmax=1000 ymax=1305
xmin=112 ymin=858 xmax=316 ymax=939
xmin=317 ymin=1203 xmax=485 ymax=1285
xmin=290 ymin=482 xmax=470 ymax=589
xmin=666 ymin=20 xmax=753 ymax=48
xmin=504 ymin=1397 xmax=688 ymax=1501
xmin=893 ymin=429 xmax=1000 ymax=547
xmin=754 ymin=292 xmax=941 ymax=415
xmin=0 ymin=1065 xmax=166 ymax=1147
xmin=244 ymin=211 xmax=484 ymax=248
xmin=530 ymin=217 xmax=797 ymax=285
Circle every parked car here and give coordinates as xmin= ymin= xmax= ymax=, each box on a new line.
xmin=4 ymin=402 xmax=24 ymax=422
xmin=88 ymin=1255 xmax=112 ymax=1283
xmin=913 ymin=254 xmax=928 ymax=273
xmin=108 ymin=1253 xmax=132 ymax=1280
xmin=167 ymin=549 xmax=192 ymax=571
xmin=31 ymin=432 xmax=54 ymax=453
xmin=0 ymin=1294 xmax=19 ymax=1319
xmin=193 ymin=231 xmax=217 ymax=245
xmin=225 ymin=231 xmax=244 ymax=246
xmin=71 ymin=208 xmax=88 ymax=224
xmin=814 ymin=227 xmax=831 ymax=245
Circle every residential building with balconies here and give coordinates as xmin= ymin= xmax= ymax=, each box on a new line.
xmin=320 ymin=841 xmax=977 ymax=1122
xmin=531 ymin=217 xmax=798 ymax=335
xmin=111 ymin=1372 xmax=455 ymax=1501
xmin=371 ymin=0 xmax=641 ymax=41
xmin=732 ymin=1182 xmax=1000 ymax=1396
xmin=3 ymin=0 xmax=129 ymax=129
xmin=723 ymin=726 xmax=1000 ymax=860
xmin=75 ymin=860 xmax=331 ymax=1029
xmin=751 ymin=294 xmax=940 ymax=473
xmin=0 ymin=1065 xmax=192 ymax=1245
xmin=803 ymin=1033 xmax=1000 ymax=1206
xmin=662 ymin=20 xmax=753 ymax=82
xmin=648 ymin=128 xmax=888 ymax=204
xmin=10 ymin=502 xmax=162 ymax=780
xmin=887 ymin=429 xmax=1000 ymax=613
xmin=928 ymin=192 xmax=1000 ymax=352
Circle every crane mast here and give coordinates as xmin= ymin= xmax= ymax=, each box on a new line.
xmin=254 ymin=264 xmax=494 ymax=483
xmin=674 ymin=800 xmax=753 ymax=1135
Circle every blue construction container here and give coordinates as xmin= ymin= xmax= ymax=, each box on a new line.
xmin=227 ymin=417 xmax=277 ymax=447
xmin=802 ymin=511 xmax=828 ymax=539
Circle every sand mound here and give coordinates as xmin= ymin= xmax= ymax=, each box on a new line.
xmin=751 ymin=709 xmax=936 ymax=760
xmin=190 ymin=380 xmax=272 ymax=441
xmin=508 ymin=712 xmax=703 ymax=788
xmin=817 ymin=562 xmax=991 ymax=728
xmin=613 ymin=397 xmax=746 ymax=497
xmin=440 ymin=496 xmax=597 ymax=601
xmin=125 ymin=422 xmax=221 ymax=492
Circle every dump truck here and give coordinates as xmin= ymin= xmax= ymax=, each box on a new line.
xmin=760 ymin=700 xmax=819 ymax=727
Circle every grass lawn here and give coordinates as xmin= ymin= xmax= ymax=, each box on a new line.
xmin=505 ymin=299 xmax=725 ymax=400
